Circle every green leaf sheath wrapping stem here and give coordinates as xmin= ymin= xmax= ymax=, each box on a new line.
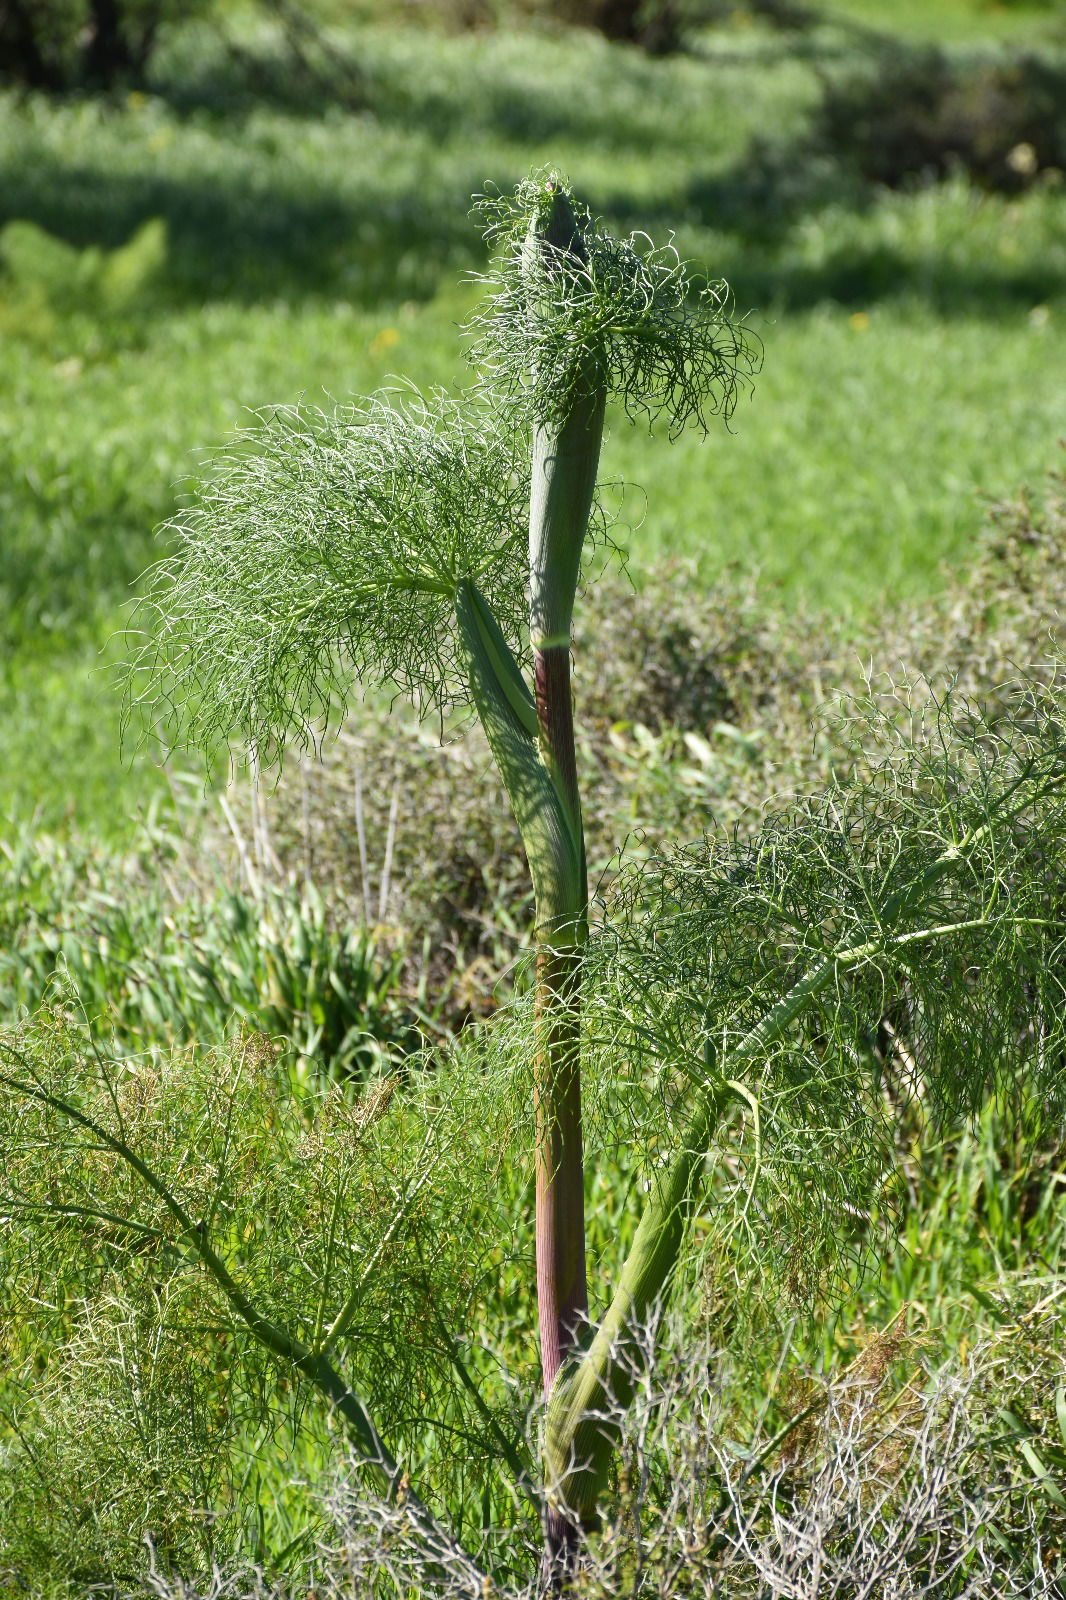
xmin=522 ymin=186 xmax=606 ymax=1426
xmin=529 ymin=385 xmax=605 ymax=850
xmin=543 ymin=1082 xmax=731 ymax=1532
xmin=455 ymin=581 xmax=579 ymax=927
xmin=523 ymin=184 xmax=604 ymax=652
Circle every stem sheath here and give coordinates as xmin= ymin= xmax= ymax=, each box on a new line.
xmin=523 ymin=189 xmax=606 ymax=1422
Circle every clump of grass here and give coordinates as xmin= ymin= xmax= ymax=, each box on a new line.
xmin=0 ymin=815 xmax=418 ymax=1078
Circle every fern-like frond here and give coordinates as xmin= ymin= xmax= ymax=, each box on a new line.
xmin=125 ymin=390 xmax=530 ymax=762
xmin=586 ymin=684 xmax=1066 ymax=1303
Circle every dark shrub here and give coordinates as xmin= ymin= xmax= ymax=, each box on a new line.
xmin=0 ymin=0 xmax=210 ymax=90
xmin=539 ymin=0 xmax=684 ymax=52
xmin=815 ymin=45 xmax=1066 ymax=193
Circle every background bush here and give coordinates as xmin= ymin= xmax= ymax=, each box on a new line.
xmin=0 ymin=0 xmax=211 ymax=89
xmin=813 ymin=45 xmax=1066 ymax=193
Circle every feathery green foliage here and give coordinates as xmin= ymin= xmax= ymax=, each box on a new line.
xmin=539 ymin=684 xmax=1066 ymax=1528
xmin=128 ymin=391 xmax=530 ymax=760
xmin=467 ymin=173 xmax=760 ymax=435
xmin=589 ymin=688 xmax=1066 ymax=1301
xmin=0 ymin=1016 xmax=534 ymax=1582
xmin=6 ymin=682 xmax=1066 ymax=1589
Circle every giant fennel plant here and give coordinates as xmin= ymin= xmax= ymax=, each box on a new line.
xmin=9 ymin=174 xmax=1066 ymax=1592
xmin=129 ymin=171 xmax=755 ymax=1570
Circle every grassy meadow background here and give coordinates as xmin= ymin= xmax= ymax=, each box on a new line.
xmin=3 ymin=0 xmax=1066 ymax=1589
xmin=3 ymin=0 xmax=1065 ymax=830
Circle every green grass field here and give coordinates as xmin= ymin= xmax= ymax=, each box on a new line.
xmin=2 ymin=0 xmax=1064 ymax=832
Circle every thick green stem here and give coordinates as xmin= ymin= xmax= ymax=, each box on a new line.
xmin=530 ymin=612 xmax=594 ymax=1412
xmin=529 ymin=385 xmax=607 ymax=671
xmin=515 ymin=182 xmax=612 ymax=1589
xmin=533 ymin=939 xmax=586 ymax=1398
xmin=525 ymin=194 xmax=606 ymax=1418
xmin=455 ymin=576 xmax=591 ymax=1582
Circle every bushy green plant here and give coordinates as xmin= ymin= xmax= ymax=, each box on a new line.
xmin=0 ymin=217 xmax=167 ymax=313
xmin=0 ymin=1020 xmax=526 ymax=1583
xmin=0 ymin=813 xmax=418 ymax=1078
xmin=6 ymin=173 xmax=1066 ymax=1594
xmin=6 ymin=692 xmax=1066 ymax=1590
xmin=811 ymin=43 xmax=1066 ymax=194
xmin=220 ymin=467 xmax=1066 ymax=1028
xmin=128 ymin=177 xmax=756 ymax=1574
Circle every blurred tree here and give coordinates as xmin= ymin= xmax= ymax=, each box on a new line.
xmin=539 ymin=0 xmax=821 ymax=52
xmin=0 ymin=0 xmax=209 ymax=89
xmin=548 ymin=0 xmax=683 ymax=51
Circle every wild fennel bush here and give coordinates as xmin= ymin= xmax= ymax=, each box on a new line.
xmin=0 ymin=1022 xmax=538 ymax=1585
xmin=5 ymin=701 xmax=1066 ymax=1593
xmin=243 ymin=468 xmax=1066 ymax=1019
xmin=4 ymin=174 xmax=1066 ymax=1595
xmin=222 ymin=1309 xmax=1066 ymax=1600
xmin=809 ymin=44 xmax=1066 ymax=195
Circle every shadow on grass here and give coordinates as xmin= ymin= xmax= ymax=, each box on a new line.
xmin=7 ymin=1 xmax=1064 ymax=315
xmin=0 ymin=156 xmax=491 ymax=305
xmin=3 ymin=159 xmax=1061 ymax=331
xmin=593 ymin=172 xmax=1066 ymax=315
xmin=730 ymin=245 xmax=1064 ymax=314
xmin=148 ymin=25 xmax=730 ymax=155
xmin=4 ymin=18 xmax=1065 ymax=314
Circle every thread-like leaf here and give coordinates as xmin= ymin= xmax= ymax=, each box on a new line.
xmin=467 ymin=171 xmax=761 ymax=437
xmin=126 ymin=390 xmax=529 ymax=762
xmin=589 ymin=688 xmax=1066 ymax=1306
xmin=541 ymin=687 xmax=1066 ymax=1525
